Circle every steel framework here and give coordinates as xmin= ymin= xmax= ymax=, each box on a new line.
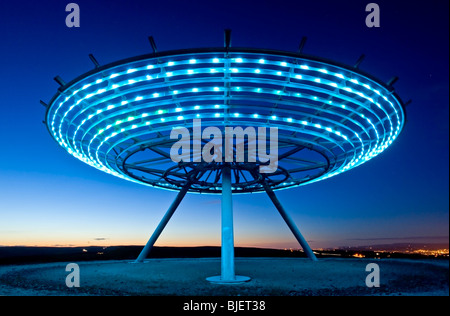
xmin=43 ymin=31 xmax=406 ymax=283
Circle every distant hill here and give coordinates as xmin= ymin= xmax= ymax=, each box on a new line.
xmin=1 ymin=243 xmax=448 ymax=265
xmin=338 ymin=243 xmax=449 ymax=252
xmin=0 ymin=246 xmax=307 ymax=265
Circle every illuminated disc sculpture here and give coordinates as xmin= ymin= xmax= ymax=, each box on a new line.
xmin=43 ymin=31 xmax=406 ymax=284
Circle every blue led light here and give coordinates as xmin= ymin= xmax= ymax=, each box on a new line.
xmin=46 ymin=50 xmax=405 ymax=193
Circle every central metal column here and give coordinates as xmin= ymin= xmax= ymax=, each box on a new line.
xmin=221 ymin=165 xmax=235 ymax=280
xmin=206 ymin=165 xmax=251 ymax=284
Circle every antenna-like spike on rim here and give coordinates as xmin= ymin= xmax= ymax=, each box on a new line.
xmin=53 ymin=76 xmax=66 ymax=87
xmin=354 ymin=54 xmax=365 ymax=69
xmin=89 ymin=53 xmax=100 ymax=68
xmin=148 ymin=36 xmax=158 ymax=54
xmin=40 ymin=100 xmax=49 ymax=108
xmin=298 ymin=36 xmax=307 ymax=54
xmin=387 ymin=76 xmax=399 ymax=86
xmin=224 ymin=29 xmax=232 ymax=50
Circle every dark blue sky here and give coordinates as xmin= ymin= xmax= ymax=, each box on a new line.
xmin=0 ymin=0 xmax=448 ymax=248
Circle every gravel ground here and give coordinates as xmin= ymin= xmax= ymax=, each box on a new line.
xmin=0 ymin=258 xmax=448 ymax=296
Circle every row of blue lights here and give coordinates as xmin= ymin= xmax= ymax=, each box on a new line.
xmin=59 ymin=83 xmax=388 ymax=165
xmin=47 ymin=53 xmax=404 ymax=192
xmin=51 ymin=79 xmax=398 ymax=186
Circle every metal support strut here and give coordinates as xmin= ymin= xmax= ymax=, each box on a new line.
xmin=134 ymin=167 xmax=316 ymax=280
xmin=206 ymin=165 xmax=251 ymax=284
xmin=134 ymin=183 xmax=191 ymax=263
xmin=263 ymin=184 xmax=318 ymax=261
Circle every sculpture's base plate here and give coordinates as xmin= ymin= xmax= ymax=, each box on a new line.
xmin=206 ymin=275 xmax=251 ymax=284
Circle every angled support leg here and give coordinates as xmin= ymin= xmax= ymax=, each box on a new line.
xmin=263 ymin=184 xmax=318 ymax=261
xmin=134 ymin=183 xmax=190 ymax=263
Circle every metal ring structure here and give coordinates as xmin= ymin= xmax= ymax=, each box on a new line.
xmin=45 ymin=47 xmax=406 ymax=194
